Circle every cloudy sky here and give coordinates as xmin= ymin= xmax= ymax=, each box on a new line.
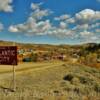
xmin=0 ymin=0 xmax=100 ymax=44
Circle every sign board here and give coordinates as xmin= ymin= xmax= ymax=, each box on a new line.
xmin=0 ymin=46 xmax=17 ymax=65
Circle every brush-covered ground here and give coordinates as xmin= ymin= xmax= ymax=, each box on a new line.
xmin=0 ymin=61 xmax=100 ymax=100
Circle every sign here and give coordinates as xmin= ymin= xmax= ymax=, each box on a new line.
xmin=0 ymin=46 xmax=17 ymax=65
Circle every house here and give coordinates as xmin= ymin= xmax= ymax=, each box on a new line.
xmin=51 ymin=53 xmax=66 ymax=61
xmin=58 ymin=54 xmax=66 ymax=60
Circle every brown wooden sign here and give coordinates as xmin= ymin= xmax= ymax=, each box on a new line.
xmin=0 ymin=46 xmax=17 ymax=65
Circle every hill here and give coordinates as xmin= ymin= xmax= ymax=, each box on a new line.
xmin=0 ymin=40 xmax=100 ymax=68
xmin=0 ymin=62 xmax=100 ymax=100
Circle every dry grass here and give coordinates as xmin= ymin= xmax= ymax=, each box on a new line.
xmin=0 ymin=62 xmax=100 ymax=100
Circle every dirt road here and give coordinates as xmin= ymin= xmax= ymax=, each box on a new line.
xmin=0 ymin=62 xmax=64 ymax=75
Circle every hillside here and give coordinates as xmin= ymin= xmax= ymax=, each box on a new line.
xmin=0 ymin=40 xmax=100 ymax=68
xmin=0 ymin=62 xmax=100 ymax=100
xmin=0 ymin=40 xmax=100 ymax=50
xmin=0 ymin=41 xmax=100 ymax=99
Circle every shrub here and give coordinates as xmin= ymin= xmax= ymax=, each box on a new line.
xmin=63 ymin=74 xmax=74 ymax=81
xmin=31 ymin=53 xmax=38 ymax=62
xmin=94 ymin=84 xmax=100 ymax=93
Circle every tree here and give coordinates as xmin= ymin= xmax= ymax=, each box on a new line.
xmin=31 ymin=53 xmax=38 ymax=62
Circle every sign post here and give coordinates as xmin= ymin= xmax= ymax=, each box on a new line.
xmin=0 ymin=46 xmax=17 ymax=92
xmin=13 ymin=64 xmax=16 ymax=92
xmin=13 ymin=42 xmax=16 ymax=92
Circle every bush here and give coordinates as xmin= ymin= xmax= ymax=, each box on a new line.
xmin=94 ymin=84 xmax=100 ymax=93
xmin=63 ymin=74 xmax=74 ymax=81
xmin=31 ymin=53 xmax=38 ymax=62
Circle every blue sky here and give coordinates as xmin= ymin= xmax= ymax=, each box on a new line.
xmin=0 ymin=0 xmax=100 ymax=44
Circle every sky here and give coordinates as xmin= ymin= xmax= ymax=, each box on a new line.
xmin=0 ymin=0 xmax=100 ymax=44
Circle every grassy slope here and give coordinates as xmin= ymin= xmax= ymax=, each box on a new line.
xmin=0 ymin=62 xmax=100 ymax=100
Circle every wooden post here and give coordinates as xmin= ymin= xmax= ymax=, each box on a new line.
xmin=13 ymin=65 xmax=16 ymax=92
xmin=13 ymin=42 xmax=16 ymax=92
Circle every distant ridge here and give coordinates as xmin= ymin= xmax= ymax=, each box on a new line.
xmin=0 ymin=40 xmax=100 ymax=51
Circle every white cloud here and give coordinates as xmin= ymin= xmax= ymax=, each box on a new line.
xmin=31 ymin=2 xmax=43 ymax=10
xmin=8 ymin=7 xmax=100 ymax=43
xmin=82 ymin=35 xmax=100 ymax=43
xmin=80 ymin=31 xmax=93 ymax=37
xmin=66 ymin=18 xmax=75 ymax=24
xmin=8 ymin=2 xmax=53 ymax=35
xmin=75 ymin=9 xmax=100 ymax=24
xmin=0 ymin=0 xmax=13 ymax=31
xmin=8 ymin=17 xmax=52 ymax=35
xmin=30 ymin=3 xmax=53 ymax=20
xmin=73 ymin=24 xmax=89 ymax=31
xmin=0 ymin=0 xmax=13 ymax=12
xmin=31 ymin=3 xmax=40 ymax=10
xmin=31 ymin=9 xmax=52 ymax=20
xmin=8 ymin=26 xmax=19 ymax=32
xmin=79 ymin=31 xmax=99 ymax=43
xmin=8 ymin=16 xmax=74 ymax=38
xmin=55 ymin=14 xmax=70 ymax=21
xmin=59 ymin=22 xmax=67 ymax=29
xmin=47 ymin=28 xmax=74 ymax=38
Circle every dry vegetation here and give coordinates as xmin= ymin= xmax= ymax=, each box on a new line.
xmin=0 ymin=62 xmax=100 ymax=100
xmin=0 ymin=40 xmax=100 ymax=69
xmin=0 ymin=40 xmax=100 ymax=100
